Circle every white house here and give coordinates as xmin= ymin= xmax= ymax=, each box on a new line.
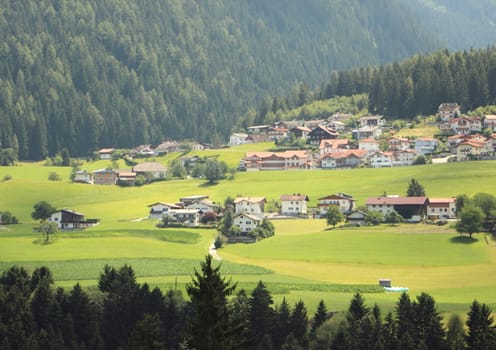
xmin=356 ymin=126 xmax=382 ymax=140
xmin=233 ymin=213 xmax=263 ymax=234
xmin=47 ymin=209 xmax=98 ymax=230
xmin=358 ymin=139 xmax=380 ymax=154
xmin=233 ymin=197 xmax=266 ymax=216
xmin=280 ymin=194 xmax=309 ymax=216
xmin=132 ymin=162 xmax=167 ymax=180
xmin=427 ymin=198 xmax=457 ymax=219
xmin=73 ymin=170 xmax=94 ymax=184
xmin=388 ymin=137 xmax=410 ymax=152
xmin=167 ymin=209 xmax=201 ymax=226
xmin=317 ymin=194 xmax=355 ymax=215
xmin=229 ymin=133 xmax=249 ymax=146
xmin=97 ymin=148 xmax=114 ymax=160
xmin=483 ymin=115 xmax=496 ymax=131
xmin=392 ymin=150 xmax=416 ymax=166
xmin=367 ymin=151 xmax=393 ymax=168
xmin=185 ymin=199 xmax=220 ymax=214
xmin=148 ymin=202 xmax=183 ymax=219
xmin=414 ymin=138 xmax=438 ymax=155
xmin=358 ymin=115 xmax=385 ymax=128
xmin=319 ymin=139 xmax=350 ymax=155
xmin=438 ymin=103 xmax=461 ymax=121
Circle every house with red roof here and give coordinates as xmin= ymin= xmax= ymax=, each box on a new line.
xmin=317 ymin=193 xmax=355 ymax=216
xmin=427 ymin=198 xmax=457 ymax=219
xmin=366 ymin=196 xmax=429 ymax=222
xmin=280 ymin=194 xmax=309 ymax=216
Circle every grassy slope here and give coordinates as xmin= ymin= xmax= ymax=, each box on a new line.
xmin=1 ymin=150 xmax=496 ymax=314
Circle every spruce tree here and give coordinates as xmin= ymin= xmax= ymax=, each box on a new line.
xmin=466 ymin=300 xmax=496 ymax=350
xmin=311 ymin=300 xmax=328 ymax=335
xmin=249 ymin=281 xmax=275 ymax=349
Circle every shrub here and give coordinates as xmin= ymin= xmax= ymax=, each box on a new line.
xmin=0 ymin=211 xmax=19 ymax=225
xmin=2 ymin=174 xmax=12 ymax=182
xmin=48 ymin=172 xmax=62 ymax=181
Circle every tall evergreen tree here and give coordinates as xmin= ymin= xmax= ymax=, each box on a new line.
xmin=249 ymin=281 xmax=275 ymax=349
xmin=466 ymin=300 xmax=496 ymax=350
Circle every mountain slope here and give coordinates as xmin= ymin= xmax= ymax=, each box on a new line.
xmin=0 ymin=0 xmax=440 ymax=159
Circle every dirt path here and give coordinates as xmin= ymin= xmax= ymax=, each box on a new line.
xmin=208 ymin=240 xmax=222 ymax=261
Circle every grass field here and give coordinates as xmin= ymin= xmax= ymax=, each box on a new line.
xmin=1 ymin=155 xmax=496 ymax=315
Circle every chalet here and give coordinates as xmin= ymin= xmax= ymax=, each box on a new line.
xmin=247 ymin=125 xmax=271 ymax=134
xmin=148 ymin=202 xmax=183 ymax=219
xmin=307 ymin=125 xmax=339 ymax=145
xmin=358 ymin=115 xmax=385 ymax=128
xmin=427 ymin=198 xmax=457 ymax=220
xmin=319 ymin=139 xmax=350 ymax=155
xmin=355 ymin=126 xmax=382 ymax=140
xmin=392 ymin=150 xmax=416 ymax=167
xmin=317 ymin=193 xmax=355 ymax=216
xmin=280 ymin=194 xmax=309 ymax=216
xmin=441 ymin=117 xmax=482 ymax=135
xmin=346 ymin=210 xmax=368 ymax=226
xmin=289 ymin=126 xmax=311 ymax=139
xmin=456 ymin=139 xmax=493 ymax=161
xmin=97 ymin=148 xmax=114 ymax=160
xmin=319 ymin=150 xmax=367 ymax=169
xmin=388 ymin=137 xmax=410 ymax=152
xmin=48 ymin=209 xmax=99 ymax=230
xmin=233 ymin=197 xmax=266 ymax=216
xmin=233 ymin=213 xmax=263 ymax=234
xmin=242 ymin=151 xmax=312 ymax=171
xmin=73 ymin=170 xmax=94 ymax=184
xmin=367 ymin=151 xmax=393 ymax=168
xmin=133 ymin=162 xmax=167 ymax=180
xmin=414 ymin=138 xmax=438 ymax=155
xmin=267 ymin=127 xmax=288 ymax=141
xmin=179 ymin=195 xmax=209 ymax=206
xmin=245 ymin=133 xmax=269 ymax=143
xmin=229 ymin=133 xmax=249 ymax=146
xmin=447 ymin=134 xmax=487 ymax=152
xmin=358 ymin=138 xmax=380 ymax=154
xmin=483 ymin=115 xmax=496 ymax=132
xmin=185 ymin=199 xmax=220 ymax=214
xmin=437 ymin=103 xmax=461 ymax=121
xmin=115 ymin=170 xmax=137 ymax=185
xmin=93 ymin=169 xmax=117 ymax=185
xmin=366 ymin=196 xmax=429 ymax=222
xmin=328 ymin=120 xmax=346 ymax=132
xmin=166 ymin=209 xmax=201 ymax=226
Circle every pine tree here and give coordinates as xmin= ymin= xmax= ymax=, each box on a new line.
xmin=406 ymin=178 xmax=426 ymax=197
xmin=446 ymin=314 xmax=466 ymax=350
xmin=311 ymin=300 xmax=328 ymax=335
xmin=466 ymin=300 xmax=496 ymax=350
xmin=249 ymin=281 xmax=275 ymax=349
xmin=289 ymin=300 xmax=308 ymax=348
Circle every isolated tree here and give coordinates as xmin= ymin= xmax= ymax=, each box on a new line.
xmin=326 ymin=205 xmax=344 ymax=228
xmin=38 ymin=221 xmax=58 ymax=242
xmin=466 ymin=300 xmax=496 ymax=350
xmin=456 ymin=205 xmax=484 ymax=238
xmin=406 ymin=178 xmax=426 ymax=196
xmin=31 ymin=201 xmax=56 ymax=221
xmin=187 ymin=255 xmax=238 ymax=350
xmin=384 ymin=210 xmax=402 ymax=226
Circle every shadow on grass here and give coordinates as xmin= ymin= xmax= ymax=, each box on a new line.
xmin=450 ymin=235 xmax=478 ymax=244
xmin=198 ymin=181 xmax=218 ymax=187
xmin=32 ymin=238 xmax=57 ymax=245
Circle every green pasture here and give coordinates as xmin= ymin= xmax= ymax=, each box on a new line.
xmin=1 ymin=159 xmax=496 ymax=315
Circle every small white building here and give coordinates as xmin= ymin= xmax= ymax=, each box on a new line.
xmin=358 ymin=115 xmax=385 ymax=128
xmin=97 ymin=148 xmax=114 ymax=160
xmin=229 ymin=133 xmax=249 ymax=146
xmin=73 ymin=170 xmax=94 ymax=184
xmin=317 ymin=194 xmax=355 ymax=215
xmin=148 ymin=202 xmax=182 ymax=219
xmin=233 ymin=213 xmax=263 ymax=234
xmin=167 ymin=209 xmax=201 ymax=226
xmin=368 ymin=151 xmax=393 ymax=168
xmin=358 ymin=138 xmax=380 ymax=154
xmin=392 ymin=150 xmax=416 ymax=167
xmin=280 ymin=194 xmax=309 ymax=216
xmin=233 ymin=197 xmax=266 ymax=216
xmin=414 ymin=138 xmax=438 ymax=155
xmin=427 ymin=198 xmax=457 ymax=219
xmin=185 ymin=199 xmax=220 ymax=214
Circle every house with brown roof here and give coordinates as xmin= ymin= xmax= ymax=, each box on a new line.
xmin=307 ymin=125 xmax=339 ymax=145
xmin=359 ymin=115 xmax=385 ymax=128
xmin=367 ymin=151 xmax=393 ymax=168
xmin=456 ymin=139 xmax=493 ymax=161
xmin=289 ymin=126 xmax=312 ymax=139
xmin=280 ymin=194 xmax=309 ymax=216
xmin=441 ymin=117 xmax=482 ymax=135
xmin=437 ymin=103 xmax=461 ymax=121
xmin=148 ymin=202 xmax=183 ymax=219
xmin=388 ymin=137 xmax=410 ymax=152
xmin=319 ymin=150 xmax=367 ymax=169
xmin=97 ymin=148 xmax=114 ymax=160
xmin=132 ymin=162 xmax=167 ymax=180
xmin=427 ymin=198 xmax=457 ymax=219
xmin=115 ymin=170 xmax=137 ymax=185
xmin=483 ymin=115 xmax=496 ymax=132
xmin=317 ymin=193 xmax=355 ymax=216
xmin=233 ymin=197 xmax=266 ymax=217
xmin=47 ymin=209 xmax=99 ymax=230
xmin=242 ymin=151 xmax=312 ymax=171
xmin=319 ymin=139 xmax=350 ymax=155
xmin=359 ymin=138 xmax=380 ymax=154
xmin=233 ymin=213 xmax=263 ymax=234
xmin=366 ymin=196 xmax=429 ymax=222
xmin=392 ymin=150 xmax=416 ymax=167
xmin=93 ymin=169 xmax=117 ymax=185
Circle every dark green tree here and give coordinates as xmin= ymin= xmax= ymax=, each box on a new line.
xmin=289 ymin=300 xmax=308 ymax=348
xmin=128 ymin=313 xmax=166 ymax=350
xmin=366 ymin=211 xmax=383 ymax=225
xmin=384 ymin=210 xmax=402 ymax=226
xmin=326 ymin=205 xmax=344 ymax=228
xmin=31 ymin=201 xmax=56 ymax=221
xmin=466 ymin=300 xmax=496 ymax=350
xmin=406 ymin=178 xmax=426 ymax=197
xmin=456 ymin=205 xmax=484 ymax=238
xmin=273 ymin=297 xmax=291 ymax=350
xmin=249 ymin=281 xmax=275 ymax=349
xmin=186 ymin=255 xmax=238 ymax=350
xmin=205 ymin=159 xmax=227 ymax=184
xmin=446 ymin=314 xmax=466 ymax=350
xmin=311 ymin=300 xmax=328 ymax=336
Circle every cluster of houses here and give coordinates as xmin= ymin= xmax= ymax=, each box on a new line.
xmin=74 ymin=161 xmax=168 ymax=185
xmin=234 ymin=105 xmax=496 ymax=171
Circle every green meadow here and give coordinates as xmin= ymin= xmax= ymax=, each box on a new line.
xmin=1 ymin=154 xmax=496 ymax=315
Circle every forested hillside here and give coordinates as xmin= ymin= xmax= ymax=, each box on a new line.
xmin=0 ymin=0 xmax=440 ymax=159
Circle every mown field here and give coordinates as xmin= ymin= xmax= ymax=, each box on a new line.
xmin=1 ymin=153 xmax=496 ymax=316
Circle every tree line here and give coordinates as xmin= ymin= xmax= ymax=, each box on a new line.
xmin=1 ymin=256 xmax=494 ymax=350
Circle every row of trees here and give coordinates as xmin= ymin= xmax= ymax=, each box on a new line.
xmin=1 ymin=257 xmax=494 ymax=349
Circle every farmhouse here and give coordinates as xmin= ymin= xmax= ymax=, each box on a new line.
xmin=233 ymin=197 xmax=266 ymax=216
xmin=179 ymin=195 xmax=209 ymax=206
xmin=229 ymin=132 xmax=249 ymax=146
xmin=280 ymin=194 xmax=309 ymax=216
xmin=319 ymin=139 xmax=350 ymax=155
xmin=289 ymin=126 xmax=311 ymax=139
xmin=366 ymin=196 xmax=429 ymax=222
xmin=93 ymin=169 xmax=117 ymax=185
xmin=233 ymin=213 xmax=263 ymax=234
xmin=148 ymin=202 xmax=183 ymax=219
xmin=427 ymin=198 xmax=457 ymax=219
xmin=47 ymin=209 xmax=99 ymax=230
xmin=307 ymin=125 xmax=339 ymax=145
xmin=97 ymin=148 xmax=114 ymax=160
xmin=115 ymin=170 xmax=137 ymax=185
xmin=132 ymin=162 xmax=167 ymax=180
xmin=317 ymin=193 xmax=355 ymax=216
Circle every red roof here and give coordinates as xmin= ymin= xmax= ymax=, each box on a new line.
xmin=280 ymin=194 xmax=309 ymax=201
xmin=366 ymin=196 xmax=428 ymax=205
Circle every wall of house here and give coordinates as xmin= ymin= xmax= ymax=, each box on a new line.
xmin=281 ymin=200 xmax=307 ymax=215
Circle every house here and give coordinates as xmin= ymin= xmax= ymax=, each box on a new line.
xmin=427 ymin=198 xmax=457 ymax=219
xmin=242 ymin=151 xmax=312 ymax=171
xmin=179 ymin=195 xmax=210 ymax=206
xmin=133 ymin=162 xmax=167 ymax=180
xmin=317 ymin=193 xmax=355 ymax=216
xmin=47 ymin=209 xmax=99 ymax=230
xmin=115 ymin=170 xmax=137 ymax=185
xmin=447 ymin=134 xmax=487 ymax=152
xmin=319 ymin=150 xmax=367 ymax=169
xmin=483 ymin=115 xmax=496 ymax=132
xmin=442 ymin=117 xmax=482 ymax=135
xmin=346 ymin=210 xmax=368 ymax=226
xmin=97 ymin=148 xmax=114 ymax=160
xmin=367 ymin=151 xmax=393 ymax=168
xmin=233 ymin=197 xmax=266 ymax=216
xmin=229 ymin=133 xmax=249 ymax=146
xmin=392 ymin=150 xmax=416 ymax=167
xmin=148 ymin=202 xmax=183 ymax=219
xmin=437 ymin=103 xmax=461 ymax=121
xmin=152 ymin=141 xmax=181 ymax=155
xmin=289 ymin=126 xmax=311 ymax=139
xmin=185 ymin=199 xmax=220 ymax=214
xmin=93 ymin=169 xmax=117 ymax=185
xmin=414 ymin=138 xmax=439 ymax=155
xmin=328 ymin=120 xmax=347 ymax=132
xmin=280 ymin=194 xmax=309 ymax=216
xmin=267 ymin=127 xmax=288 ymax=141
xmin=388 ymin=137 xmax=410 ymax=152
xmin=233 ymin=213 xmax=263 ymax=234
xmin=73 ymin=170 xmax=94 ymax=184
xmin=247 ymin=125 xmax=271 ymax=134
xmin=456 ymin=139 xmax=492 ymax=161
xmin=319 ymin=139 xmax=350 ymax=155
xmin=329 ymin=113 xmax=354 ymax=122
xmin=355 ymin=126 xmax=382 ymax=140
xmin=366 ymin=196 xmax=429 ymax=222
xmin=166 ymin=209 xmax=201 ymax=226
xmin=358 ymin=115 xmax=385 ymax=128
xmin=307 ymin=125 xmax=339 ymax=145
xmin=358 ymin=138 xmax=380 ymax=154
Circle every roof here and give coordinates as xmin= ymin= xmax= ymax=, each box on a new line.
xmin=133 ymin=162 xmax=167 ymax=172
xmin=93 ymin=168 xmax=115 ymax=174
xmin=318 ymin=194 xmax=353 ymax=201
xmin=366 ymin=196 xmax=428 ymax=206
xmin=359 ymin=115 xmax=383 ymax=120
xmin=291 ymin=126 xmax=312 ymax=132
xmin=231 ymin=132 xmax=248 ymax=137
xmin=98 ymin=148 xmax=114 ymax=153
xmin=429 ymin=198 xmax=456 ymax=207
xmin=234 ymin=213 xmax=263 ymax=221
xmin=359 ymin=138 xmax=379 ymax=143
xmin=320 ymin=150 xmax=367 ymax=160
xmin=484 ymin=114 xmax=496 ymax=120
xmin=59 ymin=209 xmax=85 ymax=216
xmin=187 ymin=199 xmax=220 ymax=208
xmin=245 ymin=150 xmax=310 ymax=159
xmin=147 ymin=202 xmax=182 ymax=209
xmin=319 ymin=139 xmax=349 ymax=149
xmin=280 ymin=194 xmax=309 ymax=201
xmin=233 ymin=197 xmax=266 ymax=204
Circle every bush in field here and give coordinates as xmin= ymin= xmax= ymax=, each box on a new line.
xmin=48 ymin=172 xmax=62 ymax=181
xmin=0 ymin=211 xmax=19 ymax=225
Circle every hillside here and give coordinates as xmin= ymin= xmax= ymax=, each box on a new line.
xmin=0 ymin=0 xmax=441 ymax=159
